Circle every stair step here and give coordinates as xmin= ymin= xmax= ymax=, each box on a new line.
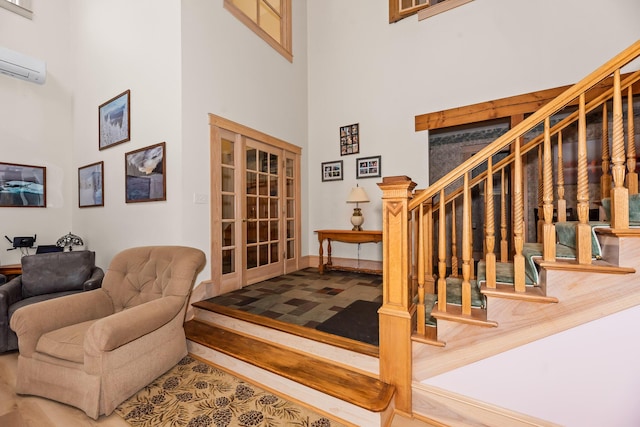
xmin=184 ymin=319 xmax=395 ymax=413
xmin=535 ymin=257 xmax=635 ymax=274
xmin=480 ymin=283 xmax=558 ymax=303
xmin=430 ymin=304 xmax=498 ymax=327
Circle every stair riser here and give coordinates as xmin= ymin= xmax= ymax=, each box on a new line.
xmin=599 ymin=235 xmax=640 ymax=266
xmin=187 ymin=340 xmax=394 ymax=427
xmin=192 ymin=307 xmax=379 ymax=375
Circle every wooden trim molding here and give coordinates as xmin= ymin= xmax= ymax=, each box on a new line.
xmin=415 ymin=73 xmax=640 ymax=132
xmin=417 ymin=0 xmax=474 ymax=21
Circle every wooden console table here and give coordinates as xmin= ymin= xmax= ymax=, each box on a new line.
xmin=315 ymin=229 xmax=382 ymax=275
xmin=0 ymin=263 xmax=21 ymax=277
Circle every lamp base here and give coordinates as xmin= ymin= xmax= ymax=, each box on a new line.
xmin=351 ymin=207 xmax=364 ymax=231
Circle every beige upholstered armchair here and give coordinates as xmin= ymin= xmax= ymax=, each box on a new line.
xmin=10 ymin=246 xmax=206 ymax=419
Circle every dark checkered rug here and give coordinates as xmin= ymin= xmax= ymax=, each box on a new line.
xmin=204 ymin=268 xmax=382 ymax=330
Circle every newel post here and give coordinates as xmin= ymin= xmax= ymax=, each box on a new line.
xmin=377 ymin=175 xmax=417 ymax=415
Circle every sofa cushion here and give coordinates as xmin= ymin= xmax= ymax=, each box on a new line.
xmin=36 ymin=319 xmax=97 ymax=363
xmin=21 ymin=251 xmax=95 ymax=298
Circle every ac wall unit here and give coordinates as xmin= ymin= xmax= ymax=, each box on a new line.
xmin=0 ymin=46 xmax=46 ymax=84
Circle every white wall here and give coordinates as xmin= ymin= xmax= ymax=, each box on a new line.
xmin=426 ymin=306 xmax=640 ymax=426
xmin=180 ymin=0 xmax=309 ymax=280
xmin=306 ymin=0 xmax=640 ymax=262
xmin=0 ymin=1 xmax=74 ymax=265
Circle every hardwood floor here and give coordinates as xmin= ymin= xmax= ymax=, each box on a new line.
xmin=0 ymin=351 xmax=436 ymax=426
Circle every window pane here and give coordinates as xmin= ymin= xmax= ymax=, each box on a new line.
xmin=270 ymin=176 xmax=278 ymax=196
xmin=270 ymin=198 xmax=278 ymax=217
xmin=286 ymin=158 xmax=293 ymax=178
xmin=260 ymin=1 xmax=280 ymax=43
xmin=270 ymin=153 xmax=278 ymax=174
xmin=222 ymin=195 xmax=234 ymax=219
xmin=287 ymin=220 xmax=294 ymax=238
xmin=247 ymin=246 xmax=257 ymax=269
xmin=247 ymin=196 xmax=257 ymax=219
xmin=259 ymin=220 xmax=268 ymax=242
xmin=246 ymin=148 xmax=257 ymax=171
xmin=286 ymin=199 xmax=294 ymax=218
xmin=247 ymin=221 xmax=257 ymax=244
xmin=259 ymin=244 xmax=269 ymax=266
xmin=222 ymin=166 xmax=234 ymax=192
xmin=222 ymin=249 xmax=234 ymax=274
xmin=259 ymin=174 xmax=268 ymax=196
xmin=287 ymin=240 xmax=294 ymax=259
xmin=270 ymin=242 xmax=279 ymax=263
xmin=246 ymin=172 xmax=257 ymax=195
xmin=233 ymin=0 xmax=256 ymax=21
xmin=259 ymin=151 xmax=268 ymax=173
xmin=270 ymin=220 xmax=279 ymax=240
xmin=259 ymin=197 xmax=268 ymax=218
xmin=286 ymin=178 xmax=293 ymax=198
xmin=222 ymin=222 xmax=234 ymax=246
xmin=221 ymin=138 xmax=234 ymax=165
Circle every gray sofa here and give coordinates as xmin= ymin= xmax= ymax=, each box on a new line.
xmin=0 ymin=251 xmax=104 ymax=353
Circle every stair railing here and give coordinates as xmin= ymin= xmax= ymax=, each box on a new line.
xmin=377 ymin=40 xmax=640 ymax=414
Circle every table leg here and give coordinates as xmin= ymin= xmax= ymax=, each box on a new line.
xmin=318 ymin=236 xmax=324 ymax=274
xmin=327 ymin=239 xmax=332 ymax=270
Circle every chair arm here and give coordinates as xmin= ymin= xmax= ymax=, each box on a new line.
xmin=83 ymin=267 xmax=104 ymax=291
xmin=10 ymin=289 xmax=114 ymax=357
xmin=0 ymin=277 xmax=25 ymax=311
xmin=85 ymin=296 xmax=185 ymax=355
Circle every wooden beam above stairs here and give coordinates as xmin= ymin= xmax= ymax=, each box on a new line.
xmin=415 ymin=72 xmax=640 ymax=132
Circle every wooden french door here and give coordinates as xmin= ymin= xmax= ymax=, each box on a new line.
xmin=210 ymin=115 xmax=301 ymax=290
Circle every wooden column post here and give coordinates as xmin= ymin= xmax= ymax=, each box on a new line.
xmin=377 ymin=175 xmax=417 ymax=416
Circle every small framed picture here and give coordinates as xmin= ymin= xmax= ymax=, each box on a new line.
xmin=356 ymin=155 xmax=381 ymax=179
xmin=339 ymin=123 xmax=359 ymax=156
xmin=78 ymin=161 xmax=104 ymax=208
xmin=321 ymin=160 xmax=343 ymax=182
xmin=0 ymin=162 xmax=46 ymax=207
xmin=99 ymin=89 xmax=131 ymax=150
xmin=125 ymin=142 xmax=166 ymax=203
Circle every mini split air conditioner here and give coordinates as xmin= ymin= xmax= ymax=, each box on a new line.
xmin=0 ymin=46 xmax=46 ymax=84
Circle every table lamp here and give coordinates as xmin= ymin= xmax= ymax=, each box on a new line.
xmin=346 ymin=186 xmax=370 ymax=231
xmin=56 ymin=232 xmax=84 ymax=251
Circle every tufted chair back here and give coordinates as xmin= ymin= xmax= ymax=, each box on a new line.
xmin=101 ymin=246 xmax=206 ymax=312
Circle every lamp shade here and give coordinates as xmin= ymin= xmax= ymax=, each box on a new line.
xmin=56 ymin=232 xmax=84 ymax=250
xmin=346 ymin=186 xmax=370 ymax=204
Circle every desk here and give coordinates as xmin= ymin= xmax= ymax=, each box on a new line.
xmin=0 ymin=264 xmax=21 ymax=278
xmin=315 ymin=229 xmax=382 ymax=274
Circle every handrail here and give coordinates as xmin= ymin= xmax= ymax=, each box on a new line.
xmin=409 ymin=39 xmax=640 ymax=211
xmin=430 ymin=69 xmax=640 ymax=212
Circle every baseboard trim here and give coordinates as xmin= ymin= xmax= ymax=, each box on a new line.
xmin=412 ymin=383 xmax=562 ymax=427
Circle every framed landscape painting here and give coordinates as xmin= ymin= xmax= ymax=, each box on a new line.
xmin=78 ymin=161 xmax=104 ymax=208
xmin=125 ymin=142 xmax=166 ymax=203
xmin=0 ymin=162 xmax=46 ymax=207
xmin=99 ymin=89 xmax=130 ymax=150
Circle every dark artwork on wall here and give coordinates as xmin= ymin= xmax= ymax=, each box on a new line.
xmin=340 ymin=123 xmax=359 ymax=156
xmin=125 ymin=142 xmax=166 ymax=203
xmin=0 ymin=162 xmax=46 ymax=207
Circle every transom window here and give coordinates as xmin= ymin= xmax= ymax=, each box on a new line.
xmin=224 ymin=0 xmax=292 ymax=62
xmin=0 ymin=0 xmax=32 ymax=19
xmin=390 ymin=0 xmax=474 ymax=23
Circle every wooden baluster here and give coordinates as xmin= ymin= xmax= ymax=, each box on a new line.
xmin=513 ymin=137 xmax=526 ymax=292
xmin=450 ymin=199 xmax=458 ymax=277
xmin=461 ymin=172 xmax=472 ymax=315
xmin=627 ymin=87 xmax=638 ymax=194
xmin=601 ymin=102 xmax=612 ymax=200
xmin=500 ymin=168 xmax=508 ymax=262
xmin=543 ymin=117 xmax=556 ymax=261
xmin=557 ymin=130 xmax=567 ymax=222
xmin=610 ymin=69 xmax=630 ymax=229
xmin=437 ymin=189 xmax=447 ymax=312
xmin=468 ymin=196 xmax=475 ymax=280
xmin=576 ymin=93 xmax=593 ymax=264
xmin=537 ymin=145 xmax=544 ymax=242
xmin=485 ymin=157 xmax=496 ymax=288
xmin=423 ymin=200 xmax=435 ymax=295
xmin=417 ymin=203 xmax=425 ymax=335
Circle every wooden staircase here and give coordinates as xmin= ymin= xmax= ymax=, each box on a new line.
xmin=185 ymin=40 xmax=640 ymax=427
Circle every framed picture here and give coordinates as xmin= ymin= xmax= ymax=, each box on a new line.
xmin=321 ymin=160 xmax=343 ymax=182
xmin=78 ymin=161 xmax=104 ymax=208
xmin=0 ymin=162 xmax=46 ymax=207
xmin=125 ymin=142 xmax=166 ymax=203
xmin=340 ymin=123 xmax=359 ymax=156
xmin=356 ymin=155 xmax=381 ymax=179
xmin=99 ymin=89 xmax=131 ymax=150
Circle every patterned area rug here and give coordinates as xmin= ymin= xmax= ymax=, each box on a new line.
xmin=116 ymin=355 xmax=347 ymax=427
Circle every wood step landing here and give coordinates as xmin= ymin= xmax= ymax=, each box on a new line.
xmin=184 ymin=319 xmax=395 ymax=414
